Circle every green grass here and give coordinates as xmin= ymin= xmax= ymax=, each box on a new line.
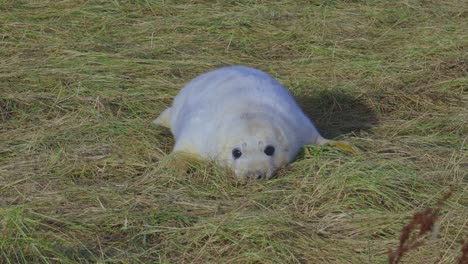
xmin=1 ymin=0 xmax=467 ymax=263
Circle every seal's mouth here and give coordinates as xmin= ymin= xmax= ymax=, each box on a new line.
xmin=235 ymin=167 xmax=276 ymax=180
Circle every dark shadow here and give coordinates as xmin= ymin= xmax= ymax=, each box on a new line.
xmin=295 ymin=89 xmax=378 ymax=139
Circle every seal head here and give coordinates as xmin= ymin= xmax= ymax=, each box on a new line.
xmin=215 ymin=111 xmax=291 ymax=180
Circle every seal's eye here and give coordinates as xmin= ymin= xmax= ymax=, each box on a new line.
xmin=232 ymin=148 xmax=242 ymax=159
xmin=264 ymin=145 xmax=275 ymax=156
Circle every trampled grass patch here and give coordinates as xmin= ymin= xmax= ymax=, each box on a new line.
xmin=1 ymin=0 xmax=467 ymax=263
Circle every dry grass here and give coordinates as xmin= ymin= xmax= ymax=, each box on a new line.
xmin=1 ymin=0 xmax=467 ymax=263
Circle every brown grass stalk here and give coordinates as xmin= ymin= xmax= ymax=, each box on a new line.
xmin=388 ymin=191 xmax=453 ymax=264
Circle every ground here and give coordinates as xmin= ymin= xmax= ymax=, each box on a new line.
xmin=0 ymin=0 xmax=467 ymax=263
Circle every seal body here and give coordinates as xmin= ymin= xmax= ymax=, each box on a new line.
xmin=154 ymin=66 xmax=327 ymax=179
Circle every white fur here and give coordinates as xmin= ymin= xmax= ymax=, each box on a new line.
xmin=155 ymin=66 xmax=325 ymax=179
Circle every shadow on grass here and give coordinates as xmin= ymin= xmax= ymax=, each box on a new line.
xmin=295 ymin=89 xmax=378 ymax=139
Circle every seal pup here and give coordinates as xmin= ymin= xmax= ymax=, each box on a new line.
xmin=154 ymin=66 xmax=357 ymax=180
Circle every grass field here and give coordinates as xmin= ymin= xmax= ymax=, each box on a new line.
xmin=1 ymin=0 xmax=467 ymax=263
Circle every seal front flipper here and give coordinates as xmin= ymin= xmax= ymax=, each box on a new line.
xmin=324 ymin=140 xmax=360 ymax=154
xmin=163 ymin=151 xmax=203 ymax=174
xmin=317 ymin=137 xmax=360 ymax=155
xmin=153 ymin=107 xmax=172 ymax=128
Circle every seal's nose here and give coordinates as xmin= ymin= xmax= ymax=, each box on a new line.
xmin=251 ymin=171 xmax=266 ymax=180
xmin=243 ymin=171 xmax=267 ymax=180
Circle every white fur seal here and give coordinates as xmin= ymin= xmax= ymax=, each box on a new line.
xmin=154 ymin=66 xmax=357 ymax=179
